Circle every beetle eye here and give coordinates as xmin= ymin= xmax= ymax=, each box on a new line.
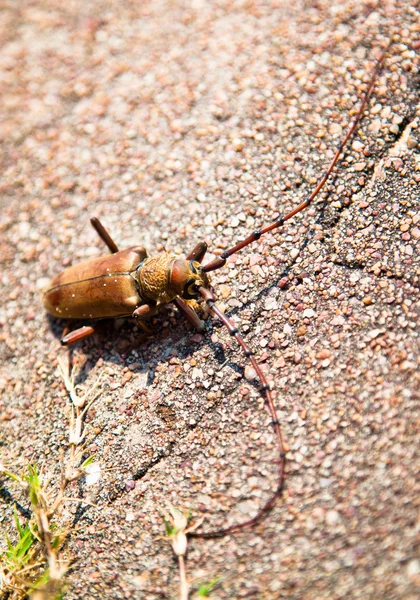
xmin=184 ymin=277 xmax=199 ymax=299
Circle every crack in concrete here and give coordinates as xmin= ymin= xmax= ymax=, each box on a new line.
xmin=104 ymin=393 xmax=228 ymax=505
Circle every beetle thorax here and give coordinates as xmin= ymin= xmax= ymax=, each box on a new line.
xmin=137 ymin=252 xmax=176 ymax=304
xmin=136 ymin=252 xmax=209 ymax=304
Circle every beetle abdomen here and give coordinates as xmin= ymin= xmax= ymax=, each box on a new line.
xmin=43 ymin=273 xmax=141 ymax=319
xmin=43 ymin=247 xmax=148 ymax=319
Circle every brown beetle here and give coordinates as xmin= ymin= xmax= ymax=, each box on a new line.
xmin=42 ymin=46 xmax=387 ymax=538
xmin=43 ymin=217 xmax=211 ymax=345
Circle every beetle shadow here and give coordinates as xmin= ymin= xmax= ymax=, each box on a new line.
xmin=45 ymin=302 xmax=256 ymax=396
xmin=45 ymin=307 xmax=210 ymax=385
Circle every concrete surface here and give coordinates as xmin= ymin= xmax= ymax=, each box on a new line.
xmin=0 ymin=1 xmax=419 ymax=599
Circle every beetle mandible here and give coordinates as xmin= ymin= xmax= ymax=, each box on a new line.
xmin=42 ymin=45 xmax=388 ymax=538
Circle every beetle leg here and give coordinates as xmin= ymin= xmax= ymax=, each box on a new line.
xmin=186 ymin=241 xmax=208 ymax=263
xmin=132 ymin=303 xmax=156 ymax=335
xmin=135 ymin=320 xmax=153 ymax=335
xmin=173 ymin=297 xmax=205 ymax=332
xmin=90 ymin=217 xmax=119 ymax=254
xmin=132 ymin=304 xmax=155 ymax=318
xmin=61 ymin=325 xmax=95 ymax=346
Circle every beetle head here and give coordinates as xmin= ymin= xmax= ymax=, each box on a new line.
xmin=171 ymin=258 xmax=210 ymax=300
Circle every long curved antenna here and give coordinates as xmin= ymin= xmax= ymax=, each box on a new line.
xmin=202 ymin=44 xmax=390 ymax=274
xmin=190 ymin=287 xmax=286 ymax=538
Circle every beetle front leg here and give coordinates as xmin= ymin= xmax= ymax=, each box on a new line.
xmin=173 ymin=297 xmax=205 ymax=332
xmin=61 ymin=325 xmax=95 ymax=346
xmin=132 ymin=303 xmax=157 ymax=335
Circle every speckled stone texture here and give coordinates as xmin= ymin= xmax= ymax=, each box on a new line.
xmin=1 ymin=1 xmax=419 ymax=599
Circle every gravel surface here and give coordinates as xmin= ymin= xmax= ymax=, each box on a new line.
xmin=1 ymin=1 xmax=419 ymax=599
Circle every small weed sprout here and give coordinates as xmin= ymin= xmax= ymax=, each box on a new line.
xmin=164 ymin=505 xmax=218 ymax=600
xmin=0 ymin=463 xmax=67 ymax=599
xmin=164 ymin=505 xmax=192 ymax=600
xmin=0 ymin=354 xmax=102 ymax=599
xmin=196 ymin=577 xmax=221 ymax=598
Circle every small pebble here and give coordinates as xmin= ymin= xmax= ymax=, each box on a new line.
xmin=407 ymin=136 xmax=417 ymax=149
xmin=354 ymin=161 xmax=367 ymax=172
xmin=316 ymin=349 xmax=332 ymax=359
xmin=218 ymin=284 xmax=231 ymax=299
xmin=244 ymin=366 xmax=257 ymax=381
xmin=233 ymin=138 xmax=244 ymax=151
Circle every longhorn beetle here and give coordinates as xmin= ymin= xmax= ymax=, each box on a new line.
xmin=43 ymin=44 xmax=389 ymax=538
